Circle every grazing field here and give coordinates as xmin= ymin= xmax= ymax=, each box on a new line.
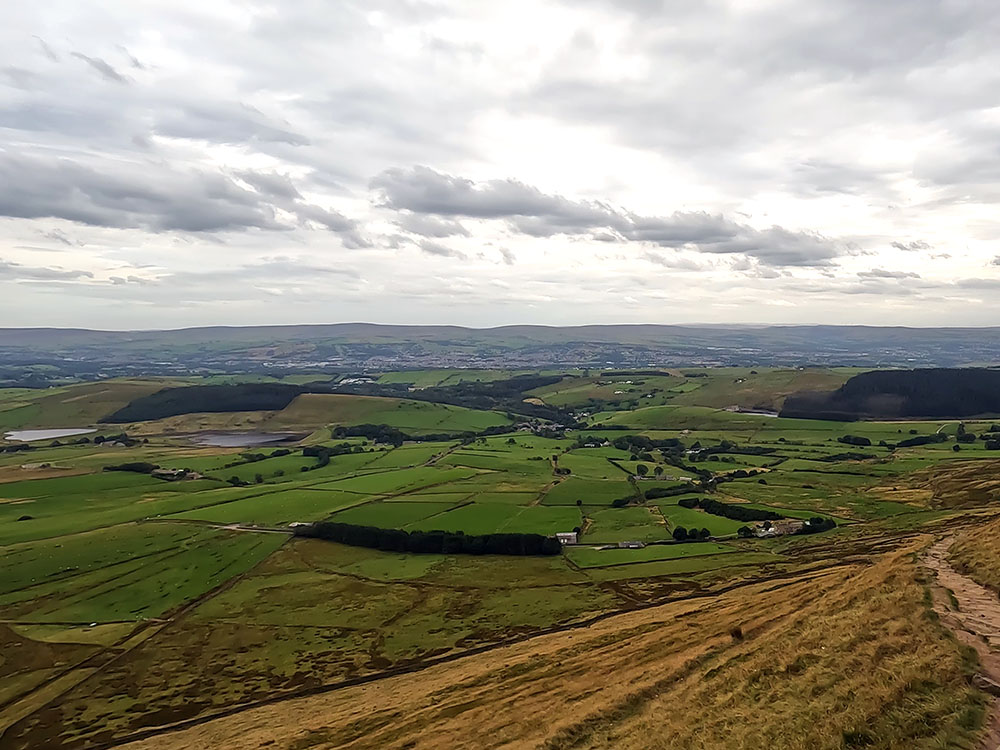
xmin=116 ymin=547 xmax=983 ymax=750
xmin=566 ymin=541 xmax=737 ymax=568
xmin=265 ymin=393 xmax=512 ymax=433
xmin=2 ymin=371 xmax=1000 ymax=749
xmin=0 ymin=379 xmax=184 ymax=431
xmin=542 ymin=477 xmax=634 ymax=505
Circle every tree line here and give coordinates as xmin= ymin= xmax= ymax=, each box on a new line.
xmin=781 ymin=368 xmax=1000 ymax=420
xmin=294 ymin=521 xmax=562 ymax=556
xmin=678 ymin=496 xmax=785 ymax=522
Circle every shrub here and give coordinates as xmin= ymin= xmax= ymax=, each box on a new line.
xmin=103 ymin=462 xmax=158 ymax=474
xmin=838 ymin=435 xmax=872 ymax=447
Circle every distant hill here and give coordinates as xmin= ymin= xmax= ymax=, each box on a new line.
xmin=4 ymin=324 xmax=1000 ymax=377
xmin=780 ymin=368 xmax=1000 ymax=420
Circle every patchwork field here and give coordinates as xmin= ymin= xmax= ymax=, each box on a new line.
xmin=2 ymin=371 xmax=1000 ymax=749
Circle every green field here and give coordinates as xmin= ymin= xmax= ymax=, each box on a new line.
xmin=566 ymin=541 xmax=737 ymax=568
xmin=267 ymin=393 xmax=511 ymax=434
xmin=3 ymin=370 xmax=999 ymax=749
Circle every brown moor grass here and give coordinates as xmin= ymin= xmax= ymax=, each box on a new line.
xmin=121 ymin=543 xmax=984 ymax=750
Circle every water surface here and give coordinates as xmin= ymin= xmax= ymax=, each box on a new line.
xmin=188 ymin=432 xmax=301 ymax=448
xmin=4 ymin=428 xmax=97 ymax=442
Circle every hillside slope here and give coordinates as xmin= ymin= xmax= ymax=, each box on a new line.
xmin=119 ymin=546 xmax=981 ymax=750
xmin=782 ymin=368 xmax=1000 ymax=420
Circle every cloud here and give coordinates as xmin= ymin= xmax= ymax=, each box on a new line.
xmin=417 ymin=239 xmax=466 ymax=259
xmin=153 ymin=101 xmax=311 ymax=146
xmin=373 ymin=166 xmax=845 ymax=266
xmin=891 ymin=240 xmax=932 ymax=252
xmin=4 ymin=0 xmax=1000 ymax=328
xmin=70 ymin=52 xmax=128 ymax=84
xmin=0 ymin=258 xmax=93 ymax=281
xmin=857 ymin=269 xmax=921 ymax=279
xmin=0 ymin=152 xmax=282 ymax=232
xmin=394 ymin=213 xmax=470 ymax=238
xmin=161 ymin=258 xmax=362 ymax=286
xmin=0 ymin=152 xmax=366 ymax=245
xmin=33 ymin=36 xmax=59 ymax=62
xmin=118 ymin=46 xmax=146 ymax=70
xmin=236 ymin=170 xmax=302 ymax=201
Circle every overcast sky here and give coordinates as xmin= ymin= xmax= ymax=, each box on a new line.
xmin=4 ymin=0 xmax=1000 ymax=330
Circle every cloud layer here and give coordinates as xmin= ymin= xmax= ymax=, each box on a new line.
xmin=3 ymin=0 xmax=1000 ymax=328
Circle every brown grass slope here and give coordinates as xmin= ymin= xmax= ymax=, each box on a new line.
xmin=121 ymin=545 xmax=983 ymax=750
xmin=950 ymin=516 xmax=1000 ymax=592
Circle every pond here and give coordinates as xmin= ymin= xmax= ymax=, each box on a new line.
xmin=3 ymin=428 xmax=97 ymax=442
xmin=187 ymin=432 xmax=303 ymax=448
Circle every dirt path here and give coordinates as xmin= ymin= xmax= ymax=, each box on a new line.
xmin=924 ymin=538 xmax=1000 ymax=749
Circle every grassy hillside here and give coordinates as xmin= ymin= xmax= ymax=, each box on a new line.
xmin=117 ymin=546 xmax=983 ymax=750
xmin=0 ymin=379 xmax=182 ymax=431
xmin=949 ymin=516 xmax=1000 ymax=590
xmin=266 ymin=393 xmax=512 ymax=434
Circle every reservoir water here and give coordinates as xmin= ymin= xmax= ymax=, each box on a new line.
xmin=3 ymin=428 xmax=97 ymax=442
xmin=187 ymin=432 xmax=302 ymax=448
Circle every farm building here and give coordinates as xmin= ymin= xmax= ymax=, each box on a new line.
xmin=617 ymin=541 xmax=645 ymax=549
xmin=556 ymin=531 xmax=579 ymax=545
xmin=752 ymin=519 xmax=805 ymax=538
xmin=151 ymin=468 xmax=204 ymax=481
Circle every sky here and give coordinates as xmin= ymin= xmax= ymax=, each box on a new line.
xmin=3 ymin=0 xmax=1000 ymax=330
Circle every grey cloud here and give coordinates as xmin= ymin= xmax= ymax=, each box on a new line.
xmin=857 ymin=269 xmax=921 ymax=279
xmin=236 ymin=170 xmax=302 ymax=200
xmin=109 ymin=275 xmax=155 ymax=286
xmin=295 ymin=204 xmax=369 ymax=248
xmin=0 ymin=152 xmax=366 ymax=244
xmin=33 ymin=36 xmax=59 ymax=62
xmin=39 ymin=229 xmax=78 ymax=246
xmin=891 ymin=240 xmax=932 ymax=252
xmin=499 ymin=247 xmax=515 ymax=266
xmin=70 ymin=52 xmax=128 ymax=84
xmin=418 ymin=240 xmax=466 ymax=259
xmin=162 ymin=259 xmax=362 ymax=285
xmin=394 ymin=213 xmax=470 ymax=238
xmin=0 ymin=259 xmax=93 ymax=281
xmin=118 ymin=47 xmax=146 ymax=70
xmin=3 ymin=67 xmax=39 ymax=88
xmin=992 ymin=257 xmax=1000 ymax=266
xmin=373 ymin=166 xmax=844 ymax=267
xmin=644 ymin=252 xmax=708 ymax=271
xmin=154 ymin=102 xmax=310 ymax=146
xmin=0 ymin=152 xmax=282 ymax=232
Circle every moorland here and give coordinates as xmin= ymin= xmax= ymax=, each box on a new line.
xmin=2 ymin=366 xmax=1000 ymax=749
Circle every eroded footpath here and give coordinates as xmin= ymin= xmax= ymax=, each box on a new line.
xmin=925 ymin=538 xmax=1000 ymax=749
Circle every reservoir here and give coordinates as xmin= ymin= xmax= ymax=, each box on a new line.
xmin=187 ymin=432 xmax=302 ymax=448
xmin=3 ymin=428 xmax=97 ymax=442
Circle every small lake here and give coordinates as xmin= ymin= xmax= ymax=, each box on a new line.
xmin=3 ymin=428 xmax=97 ymax=442
xmin=188 ymin=432 xmax=303 ymax=448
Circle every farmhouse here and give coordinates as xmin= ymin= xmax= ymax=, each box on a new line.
xmin=151 ymin=468 xmax=204 ymax=481
xmin=752 ymin=519 xmax=805 ymax=538
xmin=556 ymin=531 xmax=578 ymax=545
